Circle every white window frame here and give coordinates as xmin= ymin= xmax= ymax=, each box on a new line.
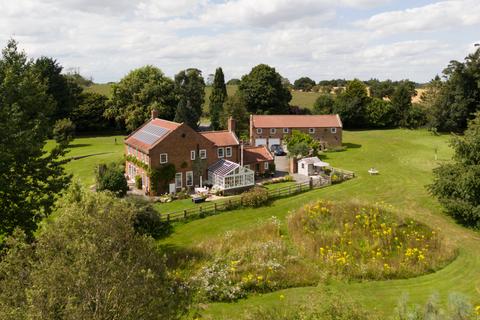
xmin=199 ymin=149 xmax=207 ymax=159
xmin=331 ymin=127 xmax=337 ymax=133
xmin=186 ymin=171 xmax=193 ymax=187
xmin=160 ymin=153 xmax=168 ymax=164
xmin=283 ymin=128 xmax=289 ymax=134
xmin=270 ymin=128 xmax=276 ymax=134
xmin=175 ymin=172 xmax=182 ymax=188
xmin=264 ymin=162 xmax=269 ymax=170
xmin=225 ymin=147 xmax=232 ymax=157
xmin=190 ymin=150 xmax=196 ymax=160
xmin=309 ymin=128 xmax=315 ymax=134
xmin=217 ymin=147 xmax=225 ymax=158
xmin=256 ymin=128 xmax=262 ymax=134
xmin=301 ymin=163 xmax=305 ymax=169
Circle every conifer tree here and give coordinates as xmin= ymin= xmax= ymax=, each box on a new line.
xmin=209 ymin=67 xmax=227 ymax=130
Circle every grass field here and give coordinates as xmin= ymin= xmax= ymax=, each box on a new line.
xmin=159 ymin=129 xmax=480 ymax=318
xmin=46 ymin=136 xmax=125 ymax=186
xmin=84 ymin=83 xmax=321 ymax=110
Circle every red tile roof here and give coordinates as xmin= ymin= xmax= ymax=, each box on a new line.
xmin=252 ymin=114 xmax=342 ymax=128
xmin=200 ymin=130 xmax=239 ymax=147
xmin=151 ymin=118 xmax=181 ymax=130
xmin=243 ymin=146 xmax=274 ymax=164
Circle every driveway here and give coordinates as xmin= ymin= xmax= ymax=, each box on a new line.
xmin=274 ymin=155 xmax=289 ymax=174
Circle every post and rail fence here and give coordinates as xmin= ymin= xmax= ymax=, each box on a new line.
xmin=159 ymin=167 xmax=354 ymax=223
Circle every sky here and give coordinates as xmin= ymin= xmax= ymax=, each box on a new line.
xmin=1 ymin=0 xmax=479 ymax=83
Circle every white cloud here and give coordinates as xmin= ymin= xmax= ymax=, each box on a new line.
xmin=358 ymin=0 xmax=480 ymax=35
xmin=0 ymin=0 xmax=477 ymax=83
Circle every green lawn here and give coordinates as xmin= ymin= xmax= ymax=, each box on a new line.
xmin=160 ymin=129 xmax=480 ymax=318
xmin=46 ymin=135 xmax=125 ymax=186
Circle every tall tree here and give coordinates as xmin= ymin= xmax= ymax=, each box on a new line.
xmin=391 ymin=80 xmax=416 ymax=127
xmin=313 ymin=94 xmax=335 ymax=114
xmin=333 ymin=79 xmax=370 ymax=128
xmin=174 ymin=68 xmax=205 ymax=129
xmin=71 ymin=91 xmax=113 ymax=133
xmin=430 ymin=48 xmax=480 ymax=133
xmin=33 ymin=57 xmax=82 ymax=122
xmin=221 ymin=92 xmax=249 ymax=138
xmin=106 ymin=66 xmax=177 ymax=132
xmin=429 ymin=113 xmax=480 ymax=227
xmin=0 ymin=188 xmax=191 ymax=319
xmin=0 ymin=40 xmax=70 ymax=239
xmin=239 ymin=64 xmax=291 ymax=114
xmin=209 ymin=67 xmax=227 ymax=130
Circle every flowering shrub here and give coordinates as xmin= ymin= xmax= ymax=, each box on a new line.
xmin=194 ymin=217 xmax=317 ymax=302
xmin=241 ymin=187 xmax=269 ymax=207
xmin=260 ymin=175 xmax=294 ymax=186
xmin=287 ymin=200 xmax=454 ymax=280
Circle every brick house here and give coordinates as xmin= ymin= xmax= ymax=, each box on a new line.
xmin=249 ymin=114 xmax=343 ymax=150
xmin=243 ymin=146 xmax=275 ymax=175
xmin=125 ymin=112 xmax=272 ymax=195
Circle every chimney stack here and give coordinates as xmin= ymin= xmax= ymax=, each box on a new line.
xmin=151 ymin=109 xmax=159 ymax=119
xmin=227 ymin=117 xmax=236 ymax=133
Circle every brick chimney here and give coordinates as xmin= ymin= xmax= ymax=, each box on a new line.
xmin=227 ymin=117 xmax=236 ymax=132
xmin=151 ymin=109 xmax=159 ymax=119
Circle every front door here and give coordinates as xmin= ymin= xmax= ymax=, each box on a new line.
xmin=169 ymin=183 xmax=176 ymax=194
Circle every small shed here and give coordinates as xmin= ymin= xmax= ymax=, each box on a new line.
xmin=208 ymin=159 xmax=255 ymax=190
xmin=298 ymin=157 xmax=330 ymax=176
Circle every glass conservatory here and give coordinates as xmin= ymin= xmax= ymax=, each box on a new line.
xmin=208 ymin=159 xmax=255 ymax=190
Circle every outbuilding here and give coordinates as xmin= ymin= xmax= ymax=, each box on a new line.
xmin=298 ymin=157 xmax=330 ymax=176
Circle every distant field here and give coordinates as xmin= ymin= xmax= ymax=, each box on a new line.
xmin=83 ymin=83 xmax=423 ymax=111
xmin=83 ymin=83 xmax=114 ymax=98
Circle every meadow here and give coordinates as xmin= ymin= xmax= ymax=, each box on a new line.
xmin=55 ymin=129 xmax=480 ymax=318
xmin=159 ymin=129 xmax=480 ymax=319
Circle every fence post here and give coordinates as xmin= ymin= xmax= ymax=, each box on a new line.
xmin=240 ymin=196 xmax=243 ymax=206
xmin=289 ymin=185 xmax=292 ymax=195
xmin=309 ymin=177 xmax=313 ymax=190
xmin=214 ymin=203 xmax=217 ymax=214
xmin=200 ymin=206 xmax=203 ymax=216
xmin=184 ymin=210 xmax=187 ymax=219
xmin=167 ymin=214 xmax=170 ymax=222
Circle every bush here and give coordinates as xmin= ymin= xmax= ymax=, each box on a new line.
xmin=53 ymin=118 xmax=75 ymax=146
xmin=96 ymin=162 xmax=128 ymax=197
xmin=135 ymin=175 xmax=142 ymax=189
xmin=129 ymin=197 xmax=172 ymax=239
xmin=242 ymin=187 xmax=269 ymax=207
xmin=260 ymin=175 xmax=293 ymax=186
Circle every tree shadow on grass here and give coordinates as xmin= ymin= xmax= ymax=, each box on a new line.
xmin=343 ymin=142 xmax=362 ymax=149
xmin=67 ymin=143 xmax=91 ymax=149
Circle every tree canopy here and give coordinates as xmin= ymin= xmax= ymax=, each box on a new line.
xmin=239 ymin=64 xmax=291 ymax=114
xmin=293 ymin=77 xmax=316 ymax=91
xmin=0 ymin=40 xmax=70 ymax=240
xmin=429 ymin=48 xmax=480 ymax=133
xmin=333 ymin=79 xmax=370 ymax=128
xmin=429 ymin=113 xmax=480 ymax=228
xmin=285 ymin=130 xmax=320 ymax=158
xmin=209 ymin=67 xmax=227 ymax=130
xmin=221 ymin=92 xmax=249 ymax=139
xmin=0 ymin=187 xmax=191 ymax=319
xmin=174 ymin=68 xmax=205 ymax=129
xmin=107 ymin=66 xmax=177 ymax=132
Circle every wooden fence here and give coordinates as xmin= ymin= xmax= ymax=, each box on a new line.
xmin=159 ymin=169 xmax=353 ymax=223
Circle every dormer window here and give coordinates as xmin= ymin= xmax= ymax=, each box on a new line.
xmin=309 ymin=128 xmax=315 ymax=134
xmin=283 ymin=128 xmax=289 ymax=134
xmin=256 ymin=128 xmax=262 ymax=134
xmin=270 ymin=128 xmax=276 ymax=134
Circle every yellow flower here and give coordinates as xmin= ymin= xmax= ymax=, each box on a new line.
xmin=280 ymin=294 xmax=285 ymax=300
xmin=257 ymin=275 xmax=263 ymax=281
xmin=475 ymin=305 xmax=480 ymax=315
xmin=230 ymin=267 xmax=236 ymax=272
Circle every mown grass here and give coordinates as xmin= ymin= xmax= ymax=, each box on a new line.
xmin=45 ymin=136 xmax=125 ymax=186
xmin=160 ymin=129 xmax=480 ymax=318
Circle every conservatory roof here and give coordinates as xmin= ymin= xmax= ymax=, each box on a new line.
xmin=208 ymin=159 xmax=239 ymax=177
